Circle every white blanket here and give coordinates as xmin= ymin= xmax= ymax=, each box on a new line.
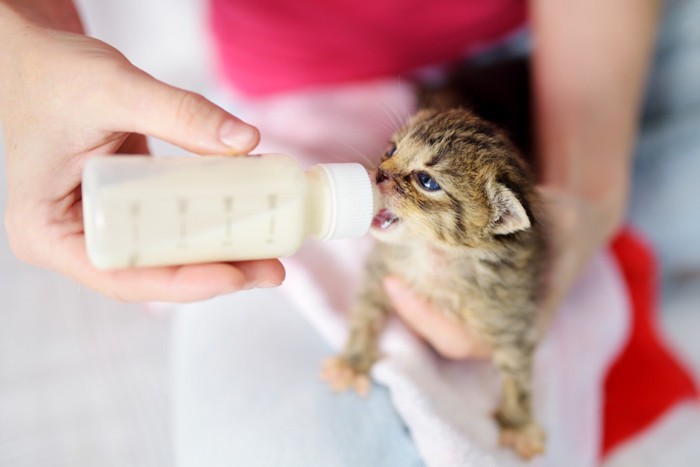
xmin=280 ymin=238 xmax=628 ymax=467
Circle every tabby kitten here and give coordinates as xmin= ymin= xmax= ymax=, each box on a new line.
xmin=322 ymin=108 xmax=547 ymax=459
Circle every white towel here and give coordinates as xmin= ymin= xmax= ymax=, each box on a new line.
xmin=279 ymin=238 xmax=629 ymax=467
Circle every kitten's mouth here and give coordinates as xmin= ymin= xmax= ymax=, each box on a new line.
xmin=372 ymin=208 xmax=400 ymax=230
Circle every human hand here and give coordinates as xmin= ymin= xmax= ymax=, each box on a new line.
xmin=381 ymin=184 xmax=623 ymax=356
xmin=0 ymin=6 xmax=285 ymax=302
xmin=383 ymin=276 xmax=492 ymax=359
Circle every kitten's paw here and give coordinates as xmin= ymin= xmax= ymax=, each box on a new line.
xmin=320 ymin=356 xmax=371 ymax=397
xmin=499 ymin=422 xmax=546 ymax=460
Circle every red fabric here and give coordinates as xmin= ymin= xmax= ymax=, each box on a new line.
xmin=602 ymin=229 xmax=698 ymax=458
xmin=208 ymin=0 xmax=526 ymax=96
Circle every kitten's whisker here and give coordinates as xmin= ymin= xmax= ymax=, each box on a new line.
xmin=376 ymin=120 xmax=398 ymax=135
xmin=327 ymin=151 xmax=351 ymax=163
xmin=361 ymin=90 xmax=405 ymax=137
xmin=394 ymin=76 xmax=415 ymax=128
xmin=382 ymin=99 xmax=408 ymax=135
xmin=376 ymin=105 xmax=401 ymax=136
xmin=338 ymin=141 xmax=377 ymax=168
xmin=367 ymin=116 xmax=397 ymax=137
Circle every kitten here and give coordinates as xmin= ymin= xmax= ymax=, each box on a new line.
xmin=321 ymin=107 xmax=547 ymax=459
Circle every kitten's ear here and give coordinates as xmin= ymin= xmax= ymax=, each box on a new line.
xmin=486 ymin=181 xmax=531 ymax=235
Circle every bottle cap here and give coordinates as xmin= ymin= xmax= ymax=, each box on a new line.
xmin=317 ymin=163 xmax=376 ymax=240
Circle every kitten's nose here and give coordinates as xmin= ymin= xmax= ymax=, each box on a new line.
xmin=376 ymin=168 xmax=390 ymax=184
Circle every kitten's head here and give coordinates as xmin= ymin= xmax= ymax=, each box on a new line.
xmin=371 ymin=108 xmax=536 ymax=248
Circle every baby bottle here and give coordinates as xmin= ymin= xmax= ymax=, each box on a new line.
xmin=82 ymin=154 xmax=377 ymax=269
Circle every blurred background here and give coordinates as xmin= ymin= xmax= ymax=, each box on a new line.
xmin=0 ymin=0 xmax=212 ymax=465
xmin=1 ymin=0 xmax=699 ymax=466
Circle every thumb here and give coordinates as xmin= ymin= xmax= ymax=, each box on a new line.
xmin=110 ymin=68 xmax=259 ymax=155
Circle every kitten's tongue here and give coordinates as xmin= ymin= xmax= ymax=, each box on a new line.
xmin=372 ymin=209 xmax=399 ymax=230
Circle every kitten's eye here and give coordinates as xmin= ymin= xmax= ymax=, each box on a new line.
xmin=384 ymin=143 xmax=397 ymax=158
xmin=415 ymin=171 xmax=441 ymax=191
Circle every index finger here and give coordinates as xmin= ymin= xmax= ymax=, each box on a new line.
xmin=58 ymin=234 xmax=285 ymax=302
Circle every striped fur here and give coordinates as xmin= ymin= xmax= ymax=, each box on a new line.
xmin=329 ymin=108 xmax=548 ymax=458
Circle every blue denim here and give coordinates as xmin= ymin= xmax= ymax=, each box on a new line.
xmin=172 ymin=290 xmax=425 ymax=467
xmin=629 ymin=0 xmax=700 ymax=278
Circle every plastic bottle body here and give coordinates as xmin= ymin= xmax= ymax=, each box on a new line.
xmin=82 ymin=154 xmax=374 ymax=270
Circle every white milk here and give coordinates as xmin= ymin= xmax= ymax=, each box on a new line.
xmin=82 ymin=154 xmax=376 ymax=269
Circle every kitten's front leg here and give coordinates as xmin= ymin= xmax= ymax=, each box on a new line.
xmin=321 ymin=281 xmax=390 ymax=396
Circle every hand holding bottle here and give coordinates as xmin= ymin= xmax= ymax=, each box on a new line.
xmin=0 ymin=1 xmax=284 ymax=302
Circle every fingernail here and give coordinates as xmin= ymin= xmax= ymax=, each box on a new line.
xmin=219 ymin=120 xmax=259 ymax=152
xmin=247 ymin=280 xmax=283 ymax=289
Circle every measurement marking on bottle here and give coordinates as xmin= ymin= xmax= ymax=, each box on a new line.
xmin=177 ymin=198 xmax=188 ymax=249
xmin=223 ymin=196 xmax=234 ymax=246
xmin=266 ymin=194 xmax=277 ymax=244
xmin=129 ymin=201 xmax=141 ymax=267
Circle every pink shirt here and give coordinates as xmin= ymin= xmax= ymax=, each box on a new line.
xmin=209 ymin=0 xmax=526 ymax=96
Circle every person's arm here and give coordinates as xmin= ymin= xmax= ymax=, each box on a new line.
xmin=532 ymin=0 xmax=661 ymax=325
xmin=0 ymin=0 xmax=284 ymax=302
xmin=385 ymin=1 xmax=661 ymax=356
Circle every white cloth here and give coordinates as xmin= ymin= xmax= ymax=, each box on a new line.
xmin=280 ymin=239 xmax=628 ymax=467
